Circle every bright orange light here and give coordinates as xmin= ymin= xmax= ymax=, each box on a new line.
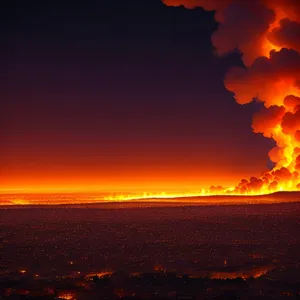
xmin=57 ymin=294 xmax=74 ymax=300
xmin=262 ymin=40 xmax=281 ymax=58
xmin=85 ymin=271 xmax=113 ymax=279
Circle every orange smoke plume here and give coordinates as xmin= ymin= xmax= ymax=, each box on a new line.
xmin=162 ymin=0 xmax=300 ymax=195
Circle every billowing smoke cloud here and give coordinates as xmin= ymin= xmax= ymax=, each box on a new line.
xmin=162 ymin=0 xmax=231 ymax=11
xmin=225 ymin=49 xmax=300 ymax=107
xmin=252 ymin=106 xmax=285 ymax=138
xmin=212 ymin=1 xmax=275 ymax=66
xmin=162 ymin=0 xmax=300 ymax=64
xmin=268 ymin=19 xmax=300 ymax=53
xmin=162 ymin=0 xmax=300 ymax=194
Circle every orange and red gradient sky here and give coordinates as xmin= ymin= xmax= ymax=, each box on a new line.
xmin=2 ymin=0 xmax=275 ymax=194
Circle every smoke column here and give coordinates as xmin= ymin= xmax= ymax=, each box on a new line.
xmin=163 ymin=0 xmax=300 ymax=194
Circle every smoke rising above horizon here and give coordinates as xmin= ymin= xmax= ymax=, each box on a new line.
xmin=163 ymin=0 xmax=300 ymax=194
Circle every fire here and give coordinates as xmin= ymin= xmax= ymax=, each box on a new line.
xmin=104 ymin=191 xmax=211 ymax=201
xmin=85 ymin=271 xmax=113 ymax=279
xmin=104 ymin=189 xmax=242 ymax=201
xmin=56 ymin=292 xmax=76 ymax=300
xmin=11 ymin=199 xmax=30 ymax=205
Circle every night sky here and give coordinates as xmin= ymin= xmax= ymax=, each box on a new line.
xmin=2 ymin=0 xmax=274 ymax=193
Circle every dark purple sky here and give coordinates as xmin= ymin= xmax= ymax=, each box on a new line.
xmin=1 ymin=0 xmax=274 ymax=193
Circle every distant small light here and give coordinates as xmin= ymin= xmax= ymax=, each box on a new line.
xmin=20 ymin=270 xmax=26 ymax=274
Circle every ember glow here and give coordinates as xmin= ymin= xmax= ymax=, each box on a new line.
xmin=161 ymin=0 xmax=300 ymax=196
